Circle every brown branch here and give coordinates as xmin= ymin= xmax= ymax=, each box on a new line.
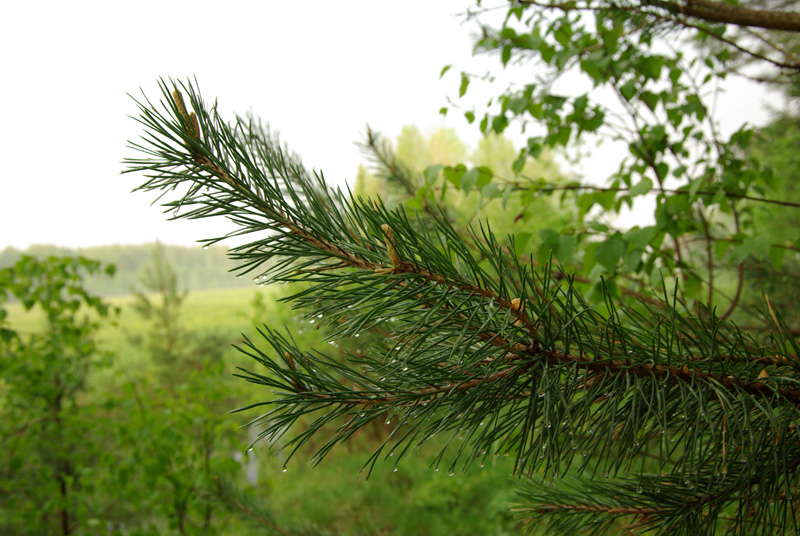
xmin=536 ymin=346 xmax=800 ymax=406
xmin=657 ymin=0 xmax=800 ymax=33
xmin=514 ymin=182 xmax=800 ymax=210
xmin=516 ymin=503 xmax=657 ymax=515
xmin=519 ymin=0 xmax=800 ymax=33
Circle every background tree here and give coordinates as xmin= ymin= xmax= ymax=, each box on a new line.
xmin=0 ymin=256 xmax=116 ymax=535
xmin=444 ymin=0 xmax=800 ymax=329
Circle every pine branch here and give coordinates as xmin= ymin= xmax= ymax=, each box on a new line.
xmin=126 ymin=79 xmax=800 ymax=534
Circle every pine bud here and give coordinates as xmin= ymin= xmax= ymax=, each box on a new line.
xmin=381 ymin=224 xmax=402 ymax=269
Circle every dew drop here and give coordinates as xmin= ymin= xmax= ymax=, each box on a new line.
xmin=281 ymin=466 xmax=287 ymax=473
xmin=392 ymin=466 xmax=398 ymax=472
xmin=203 ymin=246 xmax=209 ymax=250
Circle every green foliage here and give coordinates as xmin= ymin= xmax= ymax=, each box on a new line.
xmin=3 ymin=246 xmax=512 ymax=534
xmin=449 ymin=0 xmax=800 ymax=326
xmin=0 ymin=256 xmax=116 ymax=535
xmin=125 ymin=75 xmax=800 ymax=535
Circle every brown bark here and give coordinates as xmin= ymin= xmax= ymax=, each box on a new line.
xmin=650 ymin=0 xmax=800 ymax=32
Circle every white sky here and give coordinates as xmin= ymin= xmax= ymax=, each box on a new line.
xmin=0 ymin=1 xmax=772 ymax=249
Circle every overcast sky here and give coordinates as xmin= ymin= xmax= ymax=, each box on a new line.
xmin=1 ymin=1 xmax=772 ymax=250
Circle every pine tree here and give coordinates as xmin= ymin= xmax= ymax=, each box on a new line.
xmin=124 ymin=78 xmax=800 ymax=534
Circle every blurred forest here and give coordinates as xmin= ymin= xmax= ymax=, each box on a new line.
xmin=0 ymin=243 xmax=251 ymax=297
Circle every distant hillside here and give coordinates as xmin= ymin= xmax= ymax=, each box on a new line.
xmin=0 ymin=243 xmax=256 ymax=297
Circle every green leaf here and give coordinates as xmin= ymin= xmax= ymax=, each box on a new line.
xmin=640 ymin=91 xmax=659 ymax=111
xmin=595 ymin=237 xmax=626 ymax=271
xmin=440 ymin=65 xmax=452 ymax=78
xmin=405 ymin=197 xmax=423 ymax=210
xmin=655 ymin=163 xmax=669 ymax=182
xmin=464 ymin=111 xmax=475 ymax=124
xmin=624 ymin=248 xmax=642 ymax=272
xmin=641 ymin=56 xmax=663 ymax=79
xmin=540 ymin=228 xmax=559 ymax=246
xmin=492 ymin=115 xmax=509 ymax=133
xmin=581 ymin=57 xmax=604 ymax=84
xmin=502 ymin=45 xmax=512 ymax=66
xmin=620 ymin=79 xmax=637 ymax=101
xmin=443 ymin=165 xmax=466 ymax=187
xmin=513 ymin=232 xmax=532 ymax=257
xmin=423 ymin=165 xmax=443 ymax=186
xmin=715 ymin=239 xmax=731 ymax=260
xmin=526 ymin=137 xmax=543 ymax=157
xmin=0 ymin=327 xmax=16 ymax=343
xmin=540 ymin=44 xmax=555 ymax=64
xmin=479 ymin=114 xmax=489 ymax=134
xmin=475 ymin=167 xmax=494 ymax=189
xmin=629 ymin=178 xmax=652 ymax=197
xmin=625 ymin=226 xmax=655 ymax=249
xmin=769 ymin=246 xmax=786 ymax=270
xmin=459 ymin=73 xmax=470 ymax=97
xmin=551 ymin=125 xmax=571 ymax=146
xmin=512 ymin=152 xmax=526 ymax=174
xmin=461 ymin=169 xmax=480 ymax=193
xmin=557 ymin=234 xmax=578 ymax=262
xmin=684 ymin=273 xmax=700 ymax=299
xmin=501 ymin=184 xmax=514 ymax=208
xmin=481 ymin=182 xmax=501 ymax=198
xmin=664 ymin=194 xmax=690 ymax=215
